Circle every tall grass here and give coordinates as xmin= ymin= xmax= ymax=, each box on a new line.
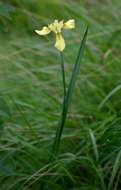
xmin=0 ymin=0 xmax=121 ymax=189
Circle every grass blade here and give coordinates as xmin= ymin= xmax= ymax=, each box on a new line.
xmin=108 ymin=150 xmax=121 ymax=190
xmin=98 ymin=84 xmax=121 ymax=110
xmin=89 ymin=129 xmax=99 ymax=162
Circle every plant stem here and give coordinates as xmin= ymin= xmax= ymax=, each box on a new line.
xmin=51 ymin=26 xmax=88 ymax=160
xmin=60 ymin=52 xmax=66 ymax=99
xmin=50 ymin=52 xmax=67 ymax=160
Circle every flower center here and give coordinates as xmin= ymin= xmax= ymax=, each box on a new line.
xmin=49 ymin=20 xmax=63 ymax=34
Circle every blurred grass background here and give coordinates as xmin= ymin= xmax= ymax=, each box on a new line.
xmin=0 ymin=0 xmax=121 ymax=189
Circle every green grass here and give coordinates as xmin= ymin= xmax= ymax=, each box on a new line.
xmin=0 ymin=0 xmax=121 ymax=189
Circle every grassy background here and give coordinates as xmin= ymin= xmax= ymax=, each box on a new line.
xmin=0 ymin=0 xmax=121 ymax=189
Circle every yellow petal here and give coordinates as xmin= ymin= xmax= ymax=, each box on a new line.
xmin=35 ymin=26 xmax=51 ymax=35
xmin=55 ymin=33 xmax=65 ymax=51
xmin=49 ymin=20 xmax=64 ymax=34
xmin=63 ymin=19 xmax=75 ymax=29
xmin=48 ymin=23 xmax=57 ymax=33
xmin=58 ymin=20 xmax=64 ymax=31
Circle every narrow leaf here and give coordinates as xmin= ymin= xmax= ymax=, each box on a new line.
xmin=52 ymin=26 xmax=88 ymax=158
xmin=108 ymin=150 xmax=121 ymax=190
xmin=99 ymin=84 xmax=121 ymax=110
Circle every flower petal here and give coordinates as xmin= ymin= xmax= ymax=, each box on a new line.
xmin=55 ymin=33 xmax=65 ymax=51
xmin=35 ymin=26 xmax=51 ymax=35
xmin=49 ymin=20 xmax=64 ymax=34
xmin=63 ymin=19 xmax=75 ymax=29
xmin=48 ymin=23 xmax=57 ymax=33
xmin=58 ymin=20 xmax=64 ymax=31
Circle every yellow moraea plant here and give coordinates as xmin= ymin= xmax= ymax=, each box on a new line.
xmin=35 ymin=19 xmax=75 ymax=51
xmin=35 ymin=20 xmax=88 ymax=163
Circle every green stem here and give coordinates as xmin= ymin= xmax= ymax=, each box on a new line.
xmin=50 ymin=52 xmax=67 ymax=160
xmin=51 ymin=27 xmax=88 ymax=160
xmin=60 ymin=52 xmax=66 ymax=99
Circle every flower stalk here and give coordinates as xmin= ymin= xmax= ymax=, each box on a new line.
xmin=35 ymin=20 xmax=88 ymax=160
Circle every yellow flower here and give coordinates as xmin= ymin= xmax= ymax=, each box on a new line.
xmin=35 ymin=19 xmax=75 ymax=52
